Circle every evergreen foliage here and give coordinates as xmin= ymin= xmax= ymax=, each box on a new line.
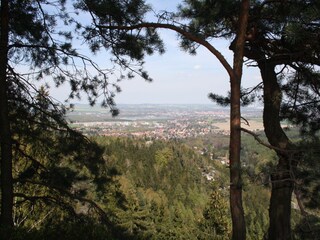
xmin=75 ymin=0 xmax=165 ymax=83
xmin=2 ymin=1 xmax=320 ymax=239
xmin=177 ymin=1 xmax=320 ymax=238
xmin=5 ymin=78 xmax=116 ymax=231
xmin=281 ymin=67 xmax=320 ymax=136
xmin=7 ymin=135 xmax=233 ymax=239
xmin=1 ymin=0 xmax=168 ymax=233
xmin=3 ymin=127 xmax=290 ymax=239
xmin=198 ymin=182 xmax=231 ymax=240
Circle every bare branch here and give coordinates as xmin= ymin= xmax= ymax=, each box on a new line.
xmin=241 ymin=117 xmax=250 ymax=126
xmin=240 ymin=127 xmax=298 ymax=154
xmin=97 ymin=22 xmax=235 ymax=80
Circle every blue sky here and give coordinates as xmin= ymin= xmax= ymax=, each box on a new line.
xmin=48 ymin=0 xmax=262 ymax=105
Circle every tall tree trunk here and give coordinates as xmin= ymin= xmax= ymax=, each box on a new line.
xmin=268 ymin=156 xmax=294 ymax=240
xmin=229 ymin=1 xmax=249 ymax=239
xmin=258 ymin=61 xmax=295 ymax=240
xmin=0 ymin=0 xmax=14 ymax=229
xmin=229 ymin=70 xmax=246 ymax=240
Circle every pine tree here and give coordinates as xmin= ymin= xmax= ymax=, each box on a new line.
xmin=198 ymin=182 xmax=231 ymax=240
xmin=76 ymin=1 xmax=250 ymax=239
xmin=1 ymin=0 xmax=160 ymax=232
xmin=176 ymin=1 xmax=320 ymax=238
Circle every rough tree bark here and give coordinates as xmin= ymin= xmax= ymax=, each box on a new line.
xmin=0 ymin=0 xmax=14 ymax=229
xmin=258 ymin=60 xmax=296 ymax=240
xmin=229 ymin=0 xmax=249 ymax=239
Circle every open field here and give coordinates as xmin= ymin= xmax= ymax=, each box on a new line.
xmin=213 ymin=119 xmax=264 ymax=131
xmin=69 ymin=104 xmax=265 ymax=138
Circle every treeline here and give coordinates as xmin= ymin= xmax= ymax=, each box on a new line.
xmin=6 ymin=136 xmax=229 ymax=239
xmin=94 ymin=137 xmax=213 ymax=239
xmin=5 ymin=134 xmax=275 ymax=239
xmin=4 ymin=134 xmax=280 ymax=239
xmin=3 ymin=127 xmax=320 ymax=239
xmin=183 ymin=132 xmax=320 ymax=239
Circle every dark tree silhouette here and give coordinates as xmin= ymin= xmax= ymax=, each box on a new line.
xmin=1 ymin=0 xmax=160 ymax=232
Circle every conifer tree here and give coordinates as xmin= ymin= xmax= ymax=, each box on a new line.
xmin=85 ymin=1 xmax=320 ymax=239
xmin=79 ymin=1 xmax=250 ymax=239
xmin=1 ymin=0 xmax=160 ymax=232
xmin=2 ymin=69 xmax=119 ymax=237
xmin=198 ymin=183 xmax=231 ymax=240
xmin=241 ymin=2 xmax=319 ymax=238
xmin=174 ymin=1 xmax=320 ymax=238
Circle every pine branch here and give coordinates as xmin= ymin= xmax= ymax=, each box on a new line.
xmin=14 ymin=192 xmax=57 ymax=205
xmin=17 ymin=179 xmax=111 ymax=225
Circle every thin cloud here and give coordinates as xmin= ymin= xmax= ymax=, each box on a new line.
xmin=193 ymin=65 xmax=201 ymax=70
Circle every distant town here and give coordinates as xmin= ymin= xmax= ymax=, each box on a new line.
xmin=67 ymin=104 xmax=263 ymax=139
